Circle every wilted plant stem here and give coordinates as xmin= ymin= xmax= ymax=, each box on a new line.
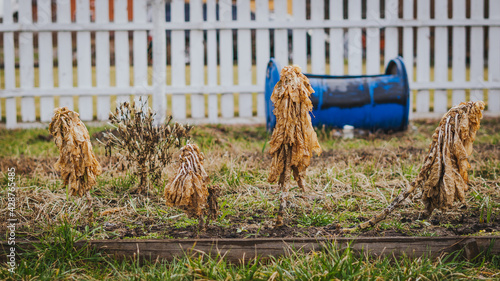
xmin=276 ymin=145 xmax=292 ymax=226
xmin=267 ymin=65 xmax=321 ymax=226
xmin=85 ymin=190 xmax=93 ymax=207
xmin=347 ymin=180 xmax=419 ymax=231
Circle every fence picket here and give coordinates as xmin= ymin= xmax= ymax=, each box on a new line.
xmin=237 ymin=0 xmax=253 ymax=117
xmin=190 ymin=0 xmax=205 ymax=118
xmin=171 ymin=0 xmax=187 ymax=119
xmin=3 ymin=0 xmax=16 ymax=128
xmin=57 ymin=0 xmax=74 ymax=110
xmin=76 ymin=0 xmax=93 ymax=121
xmin=416 ymin=0 xmax=430 ymax=113
xmin=206 ymin=0 xmax=218 ymax=122
xmin=403 ymin=0 xmax=414 ymax=118
xmin=274 ymin=0 xmax=288 ymax=66
xmin=366 ymin=0 xmax=380 ymax=75
xmin=329 ymin=0 xmax=344 ymax=75
xmin=433 ymin=0 xmax=448 ymax=113
xmin=470 ymin=1 xmax=484 ymax=102
xmin=133 ymin=0 xmax=149 ymax=106
xmin=256 ymin=0 xmax=270 ymax=117
xmin=489 ymin=0 xmax=500 ymax=112
xmin=310 ymin=0 xmax=325 ymax=74
xmin=384 ymin=0 xmax=399 ymax=66
xmin=38 ymin=0 xmax=54 ymax=122
xmin=452 ymin=0 xmax=466 ymax=105
xmin=152 ymin=0 xmax=167 ymax=124
xmin=220 ymin=0 xmax=234 ymax=118
xmin=292 ymin=0 xmax=306 ymax=69
xmin=347 ymin=0 xmax=362 ymax=75
xmin=19 ymin=0 xmax=35 ymax=122
xmin=96 ymin=0 xmax=111 ymax=121
xmin=114 ymin=0 xmax=130 ymax=105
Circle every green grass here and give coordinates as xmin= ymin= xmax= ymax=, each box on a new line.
xmin=2 ymin=220 xmax=499 ymax=280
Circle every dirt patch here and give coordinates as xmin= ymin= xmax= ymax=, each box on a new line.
xmin=0 ymin=157 xmax=58 ymax=175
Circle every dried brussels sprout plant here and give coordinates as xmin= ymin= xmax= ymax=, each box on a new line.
xmin=349 ymin=101 xmax=485 ymax=231
xmin=164 ymin=143 xmax=219 ymax=230
xmin=102 ymin=98 xmax=191 ymax=194
xmin=49 ymin=107 xmax=102 ymax=203
xmin=268 ymin=65 xmax=322 ymax=226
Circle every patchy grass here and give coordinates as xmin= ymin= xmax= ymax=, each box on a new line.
xmin=0 ymin=118 xmax=499 ymax=278
xmin=0 ymin=120 xmax=499 ymax=240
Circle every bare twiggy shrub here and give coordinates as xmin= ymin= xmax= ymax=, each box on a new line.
xmin=49 ymin=107 xmax=102 ymax=199
xmin=103 ymin=99 xmax=191 ymax=193
xmin=267 ymin=65 xmax=322 ymax=225
xmin=349 ymin=101 xmax=485 ymax=231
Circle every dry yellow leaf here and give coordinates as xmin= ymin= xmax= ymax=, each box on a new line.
xmin=164 ymin=143 xmax=209 ymax=218
xmin=49 ymin=107 xmax=102 ymax=197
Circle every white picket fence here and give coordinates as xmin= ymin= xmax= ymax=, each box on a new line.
xmin=1 ymin=0 xmax=500 ymax=128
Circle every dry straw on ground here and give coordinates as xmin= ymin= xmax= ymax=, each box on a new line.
xmin=351 ymin=101 xmax=485 ymax=231
xmin=164 ymin=143 xmax=210 ymax=224
xmin=49 ymin=107 xmax=102 ymax=199
xmin=268 ymin=65 xmax=322 ymax=225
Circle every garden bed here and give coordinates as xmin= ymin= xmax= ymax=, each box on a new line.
xmin=2 ymin=236 xmax=500 ymax=263
xmin=1 ymin=119 xmax=499 ymax=244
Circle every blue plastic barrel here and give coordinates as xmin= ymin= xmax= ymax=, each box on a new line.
xmin=265 ymin=57 xmax=410 ymax=132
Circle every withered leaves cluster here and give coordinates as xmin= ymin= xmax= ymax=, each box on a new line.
xmin=102 ymin=99 xmax=191 ymax=193
xmin=420 ymin=101 xmax=485 ymax=215
xmin=49 ymin=107 xmax=102 ymax=197
xmin=268 ymin=65 xmax=322 ymax=191
xmin=164 ymin=143 xmax=209 ymax=218
xmin=349 ymin=101 xmax=485 ymax=232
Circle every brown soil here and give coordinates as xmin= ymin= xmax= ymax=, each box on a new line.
xmin=87 ymin=209 xmax=500 ymax=240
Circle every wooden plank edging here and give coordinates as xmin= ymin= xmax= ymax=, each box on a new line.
xmin=4 ymin=236 xmax=497 ymax=263
xmin=79 ymin=236 xmax=500 ymax=261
